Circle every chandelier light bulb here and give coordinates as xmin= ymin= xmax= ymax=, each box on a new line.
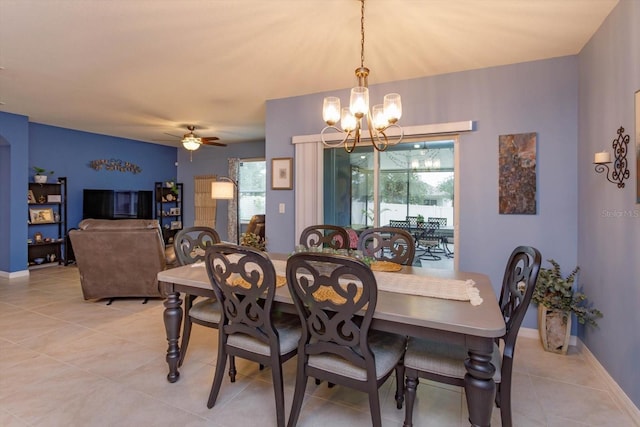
xmin=341 ymin=107 xmax=357 ymax=132
xmin=349 ymin=86 xmax=369 ymax=118
xmin=383 ymin=93 xmax=402 ymax=124
xmin=323 ymin=97 xmax=341 ymax=126
xmin=372 ymin=104 xmax=387 ymax=130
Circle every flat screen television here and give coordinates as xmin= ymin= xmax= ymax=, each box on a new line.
xmin=83 ymin=189 xmax=153 ymax=220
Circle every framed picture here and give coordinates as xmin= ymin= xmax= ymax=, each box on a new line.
xmin=34 ymin=232 xmax=43 ymax=243
xmin=28 ymin=190 xmax=36 ymax=204
xmin=29 ymin=207 xmax=55 ymax=224
xmin=169 ymin=207 xmax=181 ymax=216
xmin=170 ymin=220 xmax=182 ymax=230
xmin=271 ymin=157 xmax=293 ymax=190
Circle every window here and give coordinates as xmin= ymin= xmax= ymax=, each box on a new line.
xmin=323 ymin=139 xmax=454 ymax=229
xmin=238 ymin=160 xmax=266 ymax=224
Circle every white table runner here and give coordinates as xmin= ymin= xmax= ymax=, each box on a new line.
xmin=271 ymin=259 xmax=482 ymax=306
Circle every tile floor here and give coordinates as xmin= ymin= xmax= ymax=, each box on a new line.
xmin=1 ymin=266 xmax=636 ymax=426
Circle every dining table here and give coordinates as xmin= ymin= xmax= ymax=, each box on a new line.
xmin=157 ymin=253 xmax=505 ymax=427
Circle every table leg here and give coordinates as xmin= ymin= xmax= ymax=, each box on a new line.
xmin=163 ymin=290 xmax=183 ymax=383
xmin=464 ymin=337 xmax=496 ymax=427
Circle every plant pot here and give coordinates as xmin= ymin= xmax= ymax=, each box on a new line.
xmin=538 ymin=305 xmax=571 ymax=354
xmin=34 ymin=174 xmax=48 ymax=184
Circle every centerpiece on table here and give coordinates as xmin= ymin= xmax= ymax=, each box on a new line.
xmin=533 ymin=259 xmax=602 ymax=354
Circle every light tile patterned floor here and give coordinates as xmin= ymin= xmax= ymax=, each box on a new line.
xmin=0 ymin=266 xmax=635 ymax=426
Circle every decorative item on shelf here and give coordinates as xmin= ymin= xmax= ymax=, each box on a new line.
xmin=38 ymin=195 xmax=46 ymax=203
xmin=240 ymin=232 xmax=266 ymax=251
xmin=165 ymin=180 xmax=179 ymax=195
xmin=47 ymin=194 xmax=62 ymax=203
xmin=593 ymin=126 xmax=630 ymax=188
xmin=33 ymin=257 xmax=45 ymax=265
xmin=533 ymin=259 xmax=603 ymax=354
xmin=32 ymin=167 xmax=54 ymax=184
xmin=320 ymin=0 xmax=403 ymax=153
xmin=29 ymin=207 xmax=54 ymax=224
xmin=28 ymin=190 xmax=36 ymax=204
xmin=166 ymin=193 xmax=175 ymax=202
xmin=169 ymin=207 xmax=180 ymax=216
xmin=34 ymin=232 xmax=43 ymax=243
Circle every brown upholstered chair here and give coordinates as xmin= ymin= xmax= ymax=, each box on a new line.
xmin=173 ymin=226 xmax=222 ymax=367
xmin=402 ymin=246 xmax=541 ymax=427
xmin=299 ymin=224 xmax=349 ymax=250
xmin=205 ymin=244 xmax=300 ymax=427
xmin=69 ymin=219 xmax=173 ymax=302
xmin=357 ymin=226 xmax=416 ymax=265
xmin=286 ymin=253 xmax=406 ymax=427
xmin=245 ymin=214 xmax=265 ymax=240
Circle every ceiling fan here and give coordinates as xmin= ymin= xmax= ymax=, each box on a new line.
xmin=178 ymin=125 xmax=226 ymax=151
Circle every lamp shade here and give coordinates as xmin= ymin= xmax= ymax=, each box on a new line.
xmin=211 ymin=181 xmax=235 ymax=199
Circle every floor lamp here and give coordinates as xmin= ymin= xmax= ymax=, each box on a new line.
xmin=211 ymin=177 xmax=239 ymax=244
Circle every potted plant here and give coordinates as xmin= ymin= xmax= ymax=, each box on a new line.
xmin=416 ymin=214 xmax=425 ymax=224
xmin=240 ymin=232 xmax=266 ymax=251
xmin=533 ymin=259 xmax=603 ymax=354
xmin=33 ymin=167 xmax=54 ymax=184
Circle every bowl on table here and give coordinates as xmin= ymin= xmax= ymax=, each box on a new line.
xmin=33 ymin=257 xmax=45 ymax=264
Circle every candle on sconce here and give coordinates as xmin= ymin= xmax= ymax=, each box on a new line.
xmin=594 ymin=151 xmax=611 ymax=163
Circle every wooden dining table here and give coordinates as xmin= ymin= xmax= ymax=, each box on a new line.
xmin=157 ymin=253 xmax=505 ymax=427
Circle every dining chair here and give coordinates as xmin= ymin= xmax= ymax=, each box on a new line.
xmin=204 ymin=243 xmax=301 ymax=427
xmin=402 ymin=245 xmax=541 ymax=427
xmin=299 ymin=224 xmax=349 ymax=250
xmin=286 ymin=253 xmax=406 ymax=427
xmin=427 ymin=217 xmax=453 ymax=256
xmin=173 ymin=226 xmax=223 ymax=367
xmin=357 ymin=226 xmax=416 ymax=265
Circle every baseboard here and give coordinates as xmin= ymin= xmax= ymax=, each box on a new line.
xmin=577 ymin=339 xmax=640 ymax=426
xmin=519 ymin=326 xmax=577 ymax=346
xmin=0 ymin=269 xmax=30 ymax=279
xmin=519 ymin=327 xmax=639 ymax=425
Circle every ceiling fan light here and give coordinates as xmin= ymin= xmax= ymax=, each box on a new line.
xmin=182 ymin=136 xmax=201 ymax=151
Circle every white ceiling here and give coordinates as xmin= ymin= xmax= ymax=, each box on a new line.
xmin=0 ymin=0 xmax=618 ymax=147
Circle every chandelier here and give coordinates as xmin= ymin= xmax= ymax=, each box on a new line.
xmin=321 ymin=0 xmax=403 ymax=153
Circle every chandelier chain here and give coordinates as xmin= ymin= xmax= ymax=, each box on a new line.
xmin=360 ymin=0 xmax=365 ymax=69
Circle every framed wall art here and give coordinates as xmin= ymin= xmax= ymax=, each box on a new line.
xmin=29 ymin=207 xmax=55 ymax=224
xmin=271 ymin=157 xmax=293 ymax=190
xmin=498 ymin=132 xmax=537 ymax=214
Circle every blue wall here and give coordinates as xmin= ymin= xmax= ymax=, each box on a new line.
xmin=0 ymin=118 xmax=178 ymax=273
xmin=266 ymin=56 xmax=579 ymax=334
xmin=577 ymin=0 xmax=640 ymax=408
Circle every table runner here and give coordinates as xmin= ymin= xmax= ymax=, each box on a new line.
xmin=270 ymin=259 xmax=482 ymax=306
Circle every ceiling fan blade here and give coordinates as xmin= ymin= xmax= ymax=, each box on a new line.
xmin=202 ymin=140 xmax=227 ymax=147
xmin=201 ymin=136 xmax=220 ymax=142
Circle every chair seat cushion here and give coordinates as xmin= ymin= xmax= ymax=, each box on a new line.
xmin=189 ymin=298 xmax=222 ymax=324
xmin=404 ymin=337 xmax=502 ymax=383
xmin=308 ymin=330 xmax=406 ymax=381
xmin=227 ymin=313 xmax=301 ymax=356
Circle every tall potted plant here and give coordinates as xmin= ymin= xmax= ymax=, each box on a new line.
xmin=533 ymin=259 xmax=602 ymax=354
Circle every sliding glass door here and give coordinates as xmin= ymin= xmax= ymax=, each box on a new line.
xmin=323 ymin=139 xmax=455 ymax=229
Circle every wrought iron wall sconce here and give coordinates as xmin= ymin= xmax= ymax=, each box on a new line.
xmin=593 ymin=126 xmax=630 ymax=188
